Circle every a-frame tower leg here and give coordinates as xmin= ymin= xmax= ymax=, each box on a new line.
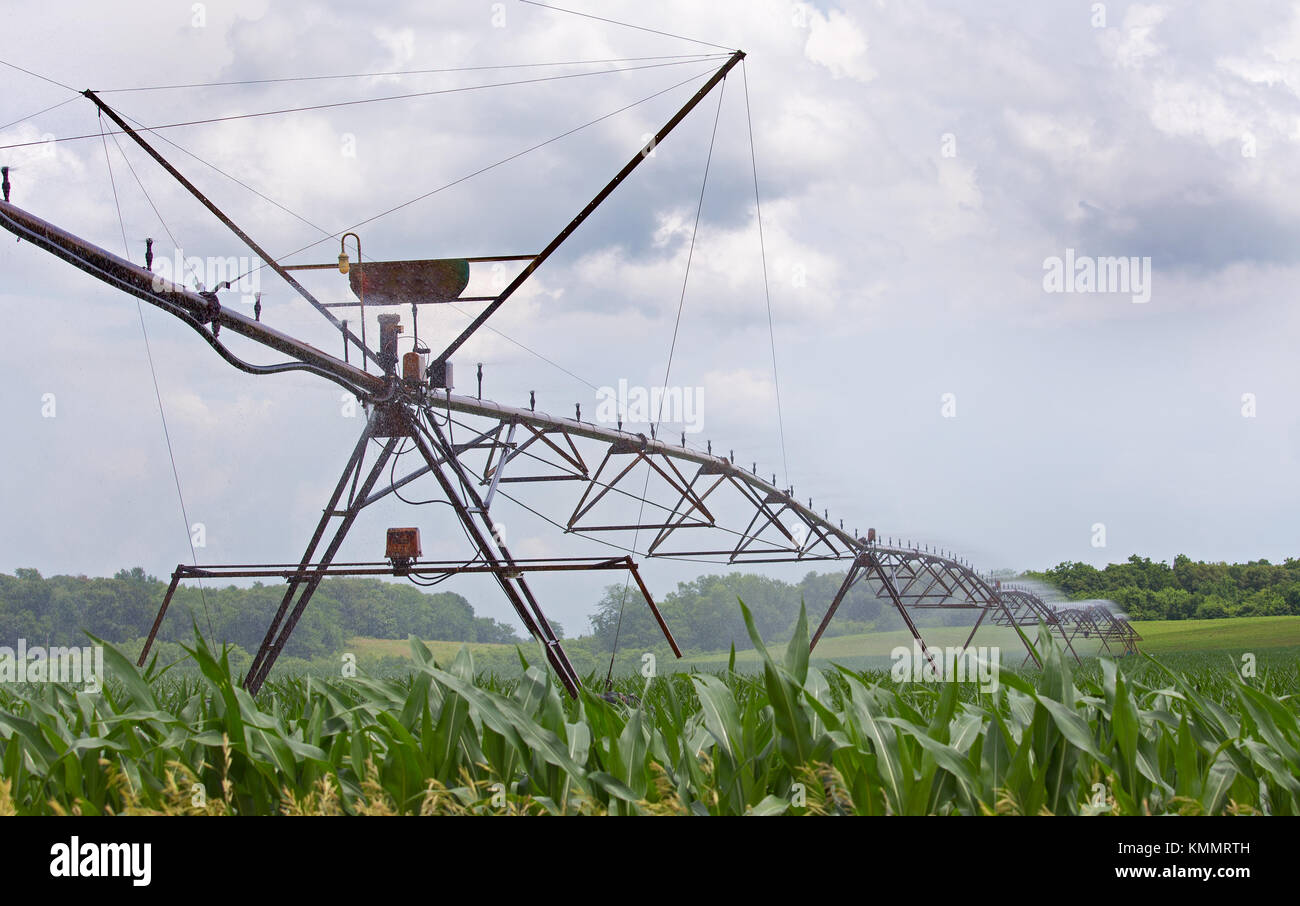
xmin=408 ymin=406 xmax=582 ymax=696
xmin=244 ymin=408 xmax=396 ymax=693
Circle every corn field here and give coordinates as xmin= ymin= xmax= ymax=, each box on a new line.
xmin=0 ymin=605 xmax=1296 ymax=816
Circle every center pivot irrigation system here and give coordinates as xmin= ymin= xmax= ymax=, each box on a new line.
xmin=0 ymin=49 xmax=1138 ymax=695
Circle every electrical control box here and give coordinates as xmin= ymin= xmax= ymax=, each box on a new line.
xmin=428 ymin=359 xmax=453 ymax=390
xmin=386 ymin=527 xmax=422 ymax=561
xmin=402 ymin=351 xmax=426 ymax=383
xmin=377 ymin=313 xmax=403 ymax=373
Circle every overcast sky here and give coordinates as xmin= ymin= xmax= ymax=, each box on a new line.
xmin=1 ymin=1 xmax=1297 ymax=636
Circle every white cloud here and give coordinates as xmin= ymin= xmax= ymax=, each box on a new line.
xmin=1101 ymin=4 xmax=1170 ymax=70
xmin=804 ymin=9 xmax=876 ymax=82
xmin=1003 ymin=111 xmax=1117 ymax=168
xmin=700 ymin=367 xmax=776 ymax=425
xmin=1148 ymin=78 xmax=1250 ymax=144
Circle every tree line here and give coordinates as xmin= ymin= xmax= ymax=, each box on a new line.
xmin=1021 ymin=554 xmax=1300 ymax=621
xmin=0 ymin=568 xmax=521 ymax=659
xmin=586 ymin=571 xmax=929 ymax=654
xmin=2 ymin=553 xmax=1295 ymax=663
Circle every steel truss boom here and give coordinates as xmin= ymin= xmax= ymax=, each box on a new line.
xmin=412 ymin=394 xmax=1140 ymax=667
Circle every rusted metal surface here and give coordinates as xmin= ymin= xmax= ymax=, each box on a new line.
xmin=137 ymin=555 xmax=663 ymax=669
xmin=347 ymin=259 xmax=470 ymax=307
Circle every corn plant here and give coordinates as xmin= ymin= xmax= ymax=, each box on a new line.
xmin=0 ymin=607 xmax=1295 ymax=815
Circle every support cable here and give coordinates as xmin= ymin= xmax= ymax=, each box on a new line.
xmin=228 ymin=65 xmax=716 ymax=286
xmin=0 ymin=96 xmax=78 ymax=131
xmin=445 ymin=302 xmax=599 ymax=391
xmin=604 ymin=78 xmax=725 ymax=687
xmin=114 ymin=108 xmax=335 ymax=245
xmin=0 ymin=58 xmax=717 ymax=152
xmin=0 ymin=58 xmax=76 ymax=92
xmin=742 ymin=61 xmax=788 ymax=490
xmin=99 ymin=53 xmax=725 ymax=92
xmin=518 ymin=1 xmax=736 ymax=52
xmin=104 ymin=129 xmax=201 ymax=288
xmin=97 ymin=111 xmax=214 ymax=639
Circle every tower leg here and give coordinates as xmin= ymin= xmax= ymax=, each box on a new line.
xmin=811 ymin=555 xmax=867 ymax=651
xmin=812 ymin=551 xmax=939 ymax=672
xmin=136 ymin=566 xmax=184 ymax=666
xmin=960 ymin=606 xmax=988 ymax=652
xmin=244 ymin=411 xmax=396 ymax=693
xmin=409 ymin=407 xmax=582 ymax=696
xmin=862 ymin=553 xmax=939 ymax=673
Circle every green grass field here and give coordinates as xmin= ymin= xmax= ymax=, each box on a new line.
xmin=350 ymin=636 xmax=522 ymax=662
xmin=1128 ymin=615 xmax=1300 ymax=653
xmin=348 ymin=615 xmax=1300 ymax=672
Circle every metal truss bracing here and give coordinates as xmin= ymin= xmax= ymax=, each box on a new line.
xmin=424 ymin=395 xmax=1143 ymax=669
xmin=991 ymin=586 xmax=1081 ymax=664
xmin=137 ymin=555 xmax=676 ymax=674
xmin=1052 ymin=600 xmax=1143 ymax=657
